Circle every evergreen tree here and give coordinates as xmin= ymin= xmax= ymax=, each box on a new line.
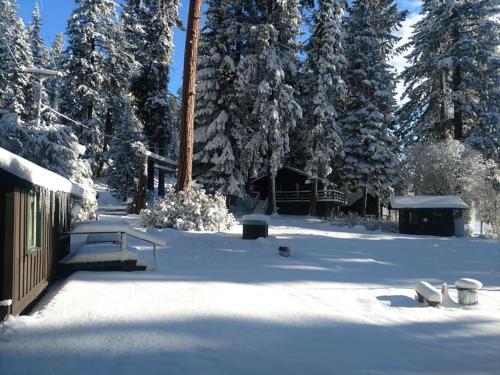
xmin=194 ymin=0 xmax=245 ymax=198
xmin=128 ymin=0 xmax=180 ymax=191
xmin=341 ymin=0 xmax=405 ymax=216
xmin=107 ymin=97 xmax=145 ymax=200
xmin=399 ymin=0 xmax=499 ymax=161
xmin=301 ymin=0 xmax=347 ymax=214
xmin=62 ymin=0 xmax=117 ymax=175
xmin=0 ymin=0 xmax=33 ymax=118
xmin=235 ymin=0 xmax=303 ymax=214
xmin=46 ymin=32 xmax=65 ymax=111
xmin=28 ymin=2 xmax=51 ymax=122
xmin=28 ymin=2 xmax=49 ymax=68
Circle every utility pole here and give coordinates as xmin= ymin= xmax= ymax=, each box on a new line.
xmin=176 ymin=0 xmax=203 ymax=192
xmin=20 ymin=67 xmax=63 ymax=126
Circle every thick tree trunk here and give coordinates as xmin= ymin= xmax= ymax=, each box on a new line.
xmin=452 ymin=26 xmax=463 ymax=140
xmin=309 ymin=179 xmax=318 ymax=216
xmin=266 ymin=174 xmax=276 ymax=215
xmin=147 ymin=142 xmax=156 ymax=191
xmin=95 ymin=108 xmax=113 ymax=178
xmin=176 ymin=0 xmax=203 ymax=192
xmin=452 ymin=64 xmax=463 ymax=140
xmin=133 ymin=153 xmax=148 ymax=214
xmin=234 ymin=2 xmax=242 ymax=64
xmin=157 ymin=138 xmax=166 ymax=198
xmin=362 ymin=187 xmax=368 ymax=217
xmin=376 ymin=194 xmax=381 ymax=219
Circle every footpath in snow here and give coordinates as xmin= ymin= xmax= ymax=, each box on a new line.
xmin=1 ymin=215 xmax=499 ymax=374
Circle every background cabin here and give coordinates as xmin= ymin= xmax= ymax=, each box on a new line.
xmin=340 ymin=191 xmax=380 ymax=217
xmin=389 ymin=196 xmax=468 ymax=237
xmin=249 ymin=166 xmax=345 ymax=216
xmin=0 ymin=147 xmax=83 ymax=320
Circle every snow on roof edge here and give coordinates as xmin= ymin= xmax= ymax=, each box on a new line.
xmin=0 ymin=147 xmax=84 ymax=197
xmin=389 ymin=195 xmax=469 ymax=209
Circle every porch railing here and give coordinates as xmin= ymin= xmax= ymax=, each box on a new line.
xmin=275 ymin=190 xmax=345 ymax=203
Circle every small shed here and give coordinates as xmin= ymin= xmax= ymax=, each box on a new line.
xmin=249 ymin=166 xmax=345 ymax=216
xmin=0 ymin=147 xmax=84 ymax=320
xmin=389 ymin=195 xmax=469 ymax=237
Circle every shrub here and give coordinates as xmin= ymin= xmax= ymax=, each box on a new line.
xmin=139 ymin=184 xmax=235 ymax=231
xmin=331 ymin=212 xmax=398 ymax=233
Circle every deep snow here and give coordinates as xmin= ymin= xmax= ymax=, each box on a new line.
xmin=1 ymin=216 xmax=499 ymax=374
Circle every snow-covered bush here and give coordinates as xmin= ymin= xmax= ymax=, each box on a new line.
xmin=139 ymin=184 xmax=235 ymax=231
xmin=331 ymin=212 xmax=398 ymax=233
xmin=402 ymin=140 xmax=499 ymax=237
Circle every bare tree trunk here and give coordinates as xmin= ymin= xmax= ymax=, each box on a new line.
xmin=362 ymin=187 xmax=368 ymax=217
xmin=96 ymin=108 xmax=113 ymax=178
xmin=309 ymin=179 xmax=318 ymax=216
xmin=452 ymin=26 xmax=463 ymax=141
xmin=266 ymin=173 xmax=276 ymax=215
xmin=176 ymin=0 xmax=203 ymax=192
xmin=147 ymin=142 xmax=156 ymax=191
xmin=133 ymin=153 xmax=148 ymax=214
xmin=157 ymin=138 xmax=166 ymax=197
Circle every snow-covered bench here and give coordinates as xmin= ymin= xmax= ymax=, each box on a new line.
xmin=415 ymin=281 xmax=442 ymax=307
xmin=72 ymin=221 xmax=166 ymax=270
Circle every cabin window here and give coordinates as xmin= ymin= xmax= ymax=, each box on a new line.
xmin=27 ymin=191 xmax=43 ymax=254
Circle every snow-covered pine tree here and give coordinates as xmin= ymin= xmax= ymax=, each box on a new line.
xmin=28 ymin=2 xmax=49 ymax=68
xmin=399 ymin=0 xmax=499 ymax=161
xmin=398 ymin=1 xmax=452 ymax=143
xmin=236 ymin=0 xmax=303 ymax=214
xmin=46 ymin=32 xmax=65 ymax=112
xmin=301 ymin=0 xmax=347 ymax=215
xmin=62 ymin=0 xmax=117 ymax=176
xmin=193 ymin=0 xmax=245 ymax=200
xmin=107 ymin=97 xmax=145 ymax=201
xmin=341 ymin=0 xmax=405 ymax=217
xmin=128 ymin=0 xmax=180 ymax=192
xmin=27 ymin=2 xmax=51 ymax=123
xmin=0 ymin=0 xmax=33 ymax=119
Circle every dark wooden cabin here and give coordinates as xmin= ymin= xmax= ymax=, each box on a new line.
xmin=1 ymin=147 xmax=83 ymax=320
xmin=341 ymin=191 xmax=380 ymax=217
xmin=389 ymin=196 xmax=468 ymax=237
xmin=249 ymin=166 xmax=345 ymax=216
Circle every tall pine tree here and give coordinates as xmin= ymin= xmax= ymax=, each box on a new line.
xmin=63 ymin=0 xmax=118 ymax=175
xmin=235 ymin=0 xmax=303 ymax=214
xmin=0 ymin=0 xmax=33 ymax=119
xmin=399 ymin=0 xmax=499 ymax=161
xmin=193 ymin=0 xmax=245 ymax=199
xmin=301 ymin=0 xmax=347 ymax=215
xmin=341 ymin=0 xmax=405 ymax=216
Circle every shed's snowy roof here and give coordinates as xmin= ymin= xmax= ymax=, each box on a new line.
xmin=0 ymin=147 xmax=84 ymax=197
xmin=389 ymin=196 xmax=469 ymax=209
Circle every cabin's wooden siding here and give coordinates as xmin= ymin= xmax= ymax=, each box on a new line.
xmin=1 ymin=187 xmax=71 ymax=319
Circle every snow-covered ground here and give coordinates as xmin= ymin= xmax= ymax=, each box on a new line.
xmin=1 ymin=216 xmax=499 ymax=374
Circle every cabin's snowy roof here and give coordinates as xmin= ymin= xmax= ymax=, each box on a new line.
xmin=0 ymin=147 xmax=84 ymax=197
xmin=389 ymin=195 xmax=469 ymax=209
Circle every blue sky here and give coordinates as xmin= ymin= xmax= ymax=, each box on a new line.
xmin=17 ymin=0 xmax=422 ymax=93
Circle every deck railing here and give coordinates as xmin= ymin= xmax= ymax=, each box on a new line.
xmin=275 ymin=190 xmax=345 ymax=203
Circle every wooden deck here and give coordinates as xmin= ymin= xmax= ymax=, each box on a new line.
xmin=276 ymin=190 xmax=346 ymax=204
xmin=58 ymin=259 xmax=146 ymax=277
